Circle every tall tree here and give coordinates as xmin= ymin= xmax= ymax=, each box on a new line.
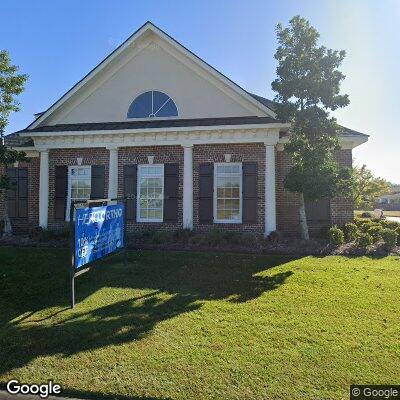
xmin=353 ymin=165 xmax=391 ymax=210
xmin=272 ymin=16 xmax=353 ymax=239
xmin=0 ymin=50 xmax=28 ymax=237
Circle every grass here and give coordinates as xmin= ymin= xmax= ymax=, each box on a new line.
xmin=0 ymin=248 xmax=399 ymax=400
xmin=355 ymin=210 xmax=400 ymax=218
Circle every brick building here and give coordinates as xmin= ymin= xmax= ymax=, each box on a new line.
xmin=2 ymin=22 xmax=368 ymax=236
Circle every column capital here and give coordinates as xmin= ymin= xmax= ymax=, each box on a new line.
xmin=37 ymin=147 xmax=49 ymax=153
xmin=181 ymin=143 xmax=194 ymax=149
xmin=106 ymin=145 xmax=119 ymax=151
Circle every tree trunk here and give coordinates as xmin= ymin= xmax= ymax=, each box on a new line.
xmin=2 ymin=191 xmax=12 ymax=237
xmin=299 ymin=192 xmax=310 ymax=240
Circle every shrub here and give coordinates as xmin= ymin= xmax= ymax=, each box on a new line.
xmin=328 ymin=226 xmax=344 ymax=245
xmin=357 ymin=219 xmax=376 ymax=233
xmin=367 ymin=225 xmax=384 ymax=243
xmin=380 ymin=220 xmax=400 ymax=230
xmin=172 ymin=229 xmax=194 ymax=244
xmin=30 ymin=226 xmax=70 ymax=242
xmin=396 ymin=227 xmax=400 ymax=246
xmin=381 ymin=229 xmax=398 ymax=249
xmin=343 ymin=223 xmax=359 ymax=242
xmin=357 ymin=232 xmax=373 ymax=247
xmin=361 ymin=211 xmax=372 ymax=218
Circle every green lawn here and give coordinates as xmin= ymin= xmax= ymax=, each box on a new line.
xmin=0 ymin=248 xmax=399 ymax=400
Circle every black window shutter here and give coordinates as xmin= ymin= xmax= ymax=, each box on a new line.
xmin=123 ymin=165 xmax=137 ymax=221
xmin=164 ymin=163 xmax=179 ymax=223
xmin=91 ymin=165 xmax=105 ymax=200
xmin=242 ymin=162 xmax=258 ymax=224
xmin=199 ymin=163 xmax=213 ymax=224
xmin=17 ymin=168 xmax=28 ymax=218
xmin=6 ymin=168 xmax=17 ymax=218
xmin=54 ymin=166 xmax=67 ymax=220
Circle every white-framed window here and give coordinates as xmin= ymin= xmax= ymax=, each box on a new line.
xmin=214 ymin=163 xmax=242 ymax=223
xmin=137 ymin=164 xmax=164 ymax=222
xmin=66 ymin=166 xmax=91 ymax=221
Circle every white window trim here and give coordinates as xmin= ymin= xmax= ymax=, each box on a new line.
xmin=136 ymin=164 xmax=164 ymax=223
xmin=213 ymin=162 xmax=242 ymax=224
xmin=65 ymin=165 xmax=91 ymax=221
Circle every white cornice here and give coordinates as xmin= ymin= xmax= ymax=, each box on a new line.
xmin=30 ymin=127 xmax=281 ymax=150
xmin=21 ymin=122 xmax=289 ymax=138
xmin=277 ymin=134 xmax=368 ymax=150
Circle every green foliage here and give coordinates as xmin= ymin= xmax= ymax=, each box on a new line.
xmin=272 ymin=16 xmax=353 ymax=238
xmin=0 ymin=50 xmax=28 ymax=236
xmin=357 ymin=232 xmax=373 ymax=247
xmin=353 ymin=165 xmax=391 ymax=210
xmin=396 ymin=227 xmax=400 ymax=246
xmin=328 ymin=225 xmax=344 ymax=245
xmin=380 ymin=219 xmax=400 ymax=230
xmin=343 ymin=223 xmax=359 ymax=242
xmin=367 ymin=225 xmax=384 ymax=243
xmin=381 ymin=229 xmax=398 ymax=249
xmin=0 ymin=50 xmax=28 ymax=135
xmin=30 ymin=226 xmax=70 ymax=242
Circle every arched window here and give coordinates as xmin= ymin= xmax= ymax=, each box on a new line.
xmin=127 ymin=91 xmax=178 ymax=118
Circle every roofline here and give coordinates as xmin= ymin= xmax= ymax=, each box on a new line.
xmin=28 ymin=21 xmax=275 ymax=130
xmin=20 ymin=122 xmax=290 ymax=138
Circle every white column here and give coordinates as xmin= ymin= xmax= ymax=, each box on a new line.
xmin=107 ymin=146 xmax=118 ymax=199
xmin=182 ymin=144 xmax=193 ymax=229
xmin=264 ymin=144 xmax=276 ymax=236
xmin=39 ymin=149 xmax=49 ymax=228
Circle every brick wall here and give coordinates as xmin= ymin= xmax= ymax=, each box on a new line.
xmin=0 ymin=157 xmax=40 ymax=233
xmin=193 ymin=143 xmax=265 ymax=233
xmin=48 ymin=148 xmax=109 ymax=230
xmin=331 ymin=149 xmax=354 ymax=226
xmin=276 ymin=150 xmax=300 ymax=235
xmin=0 ymin=144 xmax=354 ymax=237
xmin=117 ymin=145 xmax=183 ymax=232
xmin=276 ymin=148 xmax=354 ymax=234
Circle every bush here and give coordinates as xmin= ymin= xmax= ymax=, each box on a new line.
xmin=357 ymin=232 xmax=373 ymax=247
xmin=361 ymin=211 xmax=372 ymax=218
xmin=380 ymin=219 xmax=400 ymax=230
xmin=30 ymin=226 xmax=70 ymax=242
xmin=367 ymin=225 xmax=384 ymax=243
xmin=343 ymin=223 xmax=359 ymax=242
xmin=396 ymin=227 xmax=400 ymax=246
xmin=328 ymin=226 xmax=344 ymax=245
xmin=356 ymin=219 xmax=375 ymax=233
xmin=381 ymin=229 xmax=398 ymax=249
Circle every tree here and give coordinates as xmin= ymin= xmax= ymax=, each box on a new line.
xmin=0 ymin=50 xmax=28 ymax=237
xmin=353 ymin=165 xmax=391 ymax=210
xmin=272 ymin=16 xmax=353 ymax=239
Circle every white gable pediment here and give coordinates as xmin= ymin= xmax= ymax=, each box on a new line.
xmin=30 ymin=23 xmax=275 ymax=129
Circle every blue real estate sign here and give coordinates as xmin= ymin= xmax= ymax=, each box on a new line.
xmin=74 ymin=204 xmax=124 ymax=269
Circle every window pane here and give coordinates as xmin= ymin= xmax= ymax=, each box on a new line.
xmin=128 ymin=91 xmax=178 ymax=119
xmin=127 ymin=91 xmax=152 ymax=118
xmin=155 ymin=98 xmax=178 ymax=117
xmin=215 ymin=164 xmax=241 ymax=222
xmin=152 ymin=91 xmax=170 ymax=114
xmin=138 ymin=165 xmax=164 ymax=221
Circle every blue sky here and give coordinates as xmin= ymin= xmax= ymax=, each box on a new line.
xmin=2 ymin=0 xmax=399 ymax=182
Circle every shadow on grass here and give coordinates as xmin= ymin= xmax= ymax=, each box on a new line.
xmin=0 ymin=248 xmax=295 ymax=377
